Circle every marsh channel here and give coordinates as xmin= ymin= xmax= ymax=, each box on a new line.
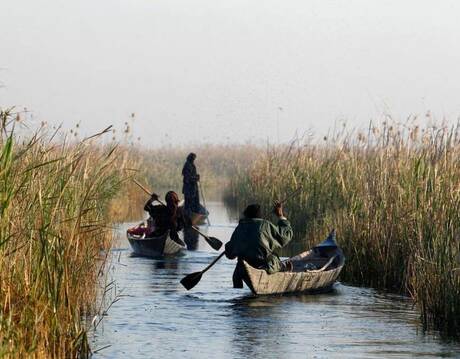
xmin=91 ymin=200 xmax=460 ymax=358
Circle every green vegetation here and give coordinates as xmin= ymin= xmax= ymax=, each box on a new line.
xmin=226 ymin=120 xmax=460 ymax=336
xmin=0 ymin=108 xmax=129 ymax=357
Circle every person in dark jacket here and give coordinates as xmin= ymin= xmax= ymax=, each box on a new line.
xmin=181 ymin=153 xmax=201 ymax=216
xmin=143 ymin=191 xmax=190 ymax=245
xmin=225 ymin=202 xmax=293 ymax=288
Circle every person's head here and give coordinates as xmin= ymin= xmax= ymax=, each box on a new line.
xmin=243 ymin=204 xmax=261 ymax=219
xmin=186 ymin=153 xmax=196 ymax=162
xmin=165 ymin=191 xmax=180 ymax=208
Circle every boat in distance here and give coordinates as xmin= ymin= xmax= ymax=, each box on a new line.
xmin=189 ymin=204 xmax=209 ymax=226
xmin=127 ymin=230 xmax=185 ymax=257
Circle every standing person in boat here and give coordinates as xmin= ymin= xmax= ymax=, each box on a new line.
xmin=182 ymin=152 xmax=201 ymax=216
xmin=129 ymin=191 xmax=189 ymax=245
xmin=224 ymin=202 xmax=293 ymax=288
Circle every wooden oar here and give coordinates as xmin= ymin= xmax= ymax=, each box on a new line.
xmin=180 ymin=252 xmax=226 ymax=290
xmin=132 ymin=179 xmax=223 ymax=250
xmin=279 ymin=186 xmax=303 ymax=204
xmin=133 ymin=179 xmax=167 ymax=205
xmin=192 ymin=225 xmax=222 ymax=250
xmin=180 ymin=184 xmax=304 ymax=291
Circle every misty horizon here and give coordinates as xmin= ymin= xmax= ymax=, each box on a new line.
xmin=2 ymin=0 xmax=460 ymax=146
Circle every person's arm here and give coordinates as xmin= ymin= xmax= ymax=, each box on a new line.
xmin=224 ymin=230 xmax=239 ymax=259
xmin=267 ymin=202 xmax=293 ymax=249
xmin=273 ymin=219 xmax=293 ymax=247
xmin=190 ymin=164 xmax=199 ymax=182
xmin=144 ymin=199 xmax=154 ymax=213
xmin=143 ymin=193 xmax=159 ymax=213
xmin=182 ymin=162 xmax=197 ymax=183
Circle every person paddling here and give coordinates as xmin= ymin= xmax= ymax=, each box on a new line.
xmin=224 ymin=202 xmax=293 ymax=288
xmin=182 ymin=153 xmax=201 ymax=216
xmin=129 ymin=191 xmax=189 ymax=245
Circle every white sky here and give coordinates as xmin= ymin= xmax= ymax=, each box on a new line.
xmin=1 ymin=0 xmax=460 ymax=146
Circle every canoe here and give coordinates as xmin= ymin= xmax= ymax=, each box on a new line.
xmin=242 ymin=230 xmax=345 ymax=295
xmin=189 ymin=204 xmax=209 ymax=226
xmin=190 ymin=212 xmax=208 ymax=226
xmin=126 ymin=230 xmax=185 ymax=257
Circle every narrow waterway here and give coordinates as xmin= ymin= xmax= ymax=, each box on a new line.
xmin=91 ymin=201 xmax=460 ymax=358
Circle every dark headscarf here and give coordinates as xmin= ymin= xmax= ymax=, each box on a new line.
xmin=165 ymin=191 xmax=180 ymax=223
xmin=186 ymin=153 xmax=196 ymax=162
xmin=243 ymin=204 xmax=261 ymax=219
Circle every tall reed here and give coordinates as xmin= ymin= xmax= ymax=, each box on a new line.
xmin=226 ymin=119 xmax=460 ymax=336
xmin=0 ymin=109 xmax=128 ymax=357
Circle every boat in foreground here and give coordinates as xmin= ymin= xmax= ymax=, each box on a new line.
xmin=242 ymin=230 xmax=345 ymax=295
xmin=127 ymin=230 xmax=185 ymax=257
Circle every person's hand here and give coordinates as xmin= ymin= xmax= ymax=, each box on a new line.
xmin=273 ymin=201 xmax=284 ymax=218
xmin=150 ymin=193 xmax=159 ymax=201
xmin=224 ymin=246 xmax=236 ymax=260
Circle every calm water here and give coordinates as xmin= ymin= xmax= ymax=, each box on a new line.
xmin=91 ymin=201 xmax=460 ymax=358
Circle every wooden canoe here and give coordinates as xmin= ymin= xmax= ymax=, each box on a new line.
xmin=126 ymin=230 xmax=185 ymax=257
xmin=190 ymin=212 xmax=207 ymax=226
xmin=242 ymin=230 xmax=345 ymax=295
xmin=189 ymin=204 xmax=209 ymax=226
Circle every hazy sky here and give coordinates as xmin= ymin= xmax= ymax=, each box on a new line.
xmin=1 ymin=0 xmax=460 ymax=145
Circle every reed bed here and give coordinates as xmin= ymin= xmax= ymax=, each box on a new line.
xmin=226 ymin=119 xmax=460 ymax=336
xmin=0 ymin=108 xmax=133 ymax=357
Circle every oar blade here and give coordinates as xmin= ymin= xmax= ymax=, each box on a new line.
xmin=180 ymin=271 xmax=203 ymax=291
xmin=207 ymin=236 xmax=223 ymax=251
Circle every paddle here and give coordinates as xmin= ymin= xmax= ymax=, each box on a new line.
xmin=180 ymin=252 xmax=226 ymax=290
xmin=279 ymin=186 xmax=303 ymax=204
xmin=191 ymin=225 xmax=222 ymax=250
xmin=133 ymin=179 xmax=167 ymax=206
xmin=132 ymin=179 xmax=223 ymax=251
xmin=180 ymin=185 xmax=304 ymax=291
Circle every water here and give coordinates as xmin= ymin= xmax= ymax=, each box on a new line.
xmin=91 ymin=201 xmax=460 ymax=358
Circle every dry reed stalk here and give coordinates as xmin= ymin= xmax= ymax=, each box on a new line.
xmin=0 ymin=109 xmax=137 ymax=357
xmin=226 ymin=119 xmax=460 ymax=337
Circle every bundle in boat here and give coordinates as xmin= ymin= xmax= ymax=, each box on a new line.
xmin=242 ymin=230 xmax=345 ymax=295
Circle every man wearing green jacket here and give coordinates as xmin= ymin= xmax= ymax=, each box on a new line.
xmin=224 ymin=202 xmax=293 ymax=288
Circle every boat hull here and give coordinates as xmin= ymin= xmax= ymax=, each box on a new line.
xmin=190 ymin=212 xmax=207 ymax=226
xmin=242 ymin=231 xmax=345 ymax=295
xmin=189 ymin=204 xmax=209 ymax=225
xmin=127 ymin=232 xmax=185 ymax=257
xmin=242 ymin=261 xmax=343 ymax=295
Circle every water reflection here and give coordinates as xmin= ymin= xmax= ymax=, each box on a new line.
xmin=184 ymin=227 xmax=199 ymax=250
xmin=152 ymin=258 xmax=179 ymax=271
xmin=229 ymin=296 xmax=291 ymax=358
